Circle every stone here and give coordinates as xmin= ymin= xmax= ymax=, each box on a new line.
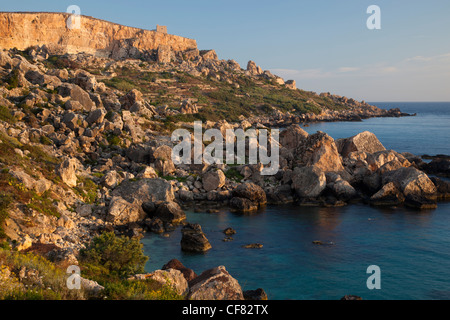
xmin=152 ymin=201 xmax=186 ymax=224
xmin=136 ymin=166 xmax=158 ymax=179
xmin=157 ymin=45 xmax=174 ymax=63
xmin=243 ymin=288 xmax=268 ymax=300
xmin=58 ymin=83 xmax=96 ymax=111
xmin=85 ymin=108 xmax=106 ymax=125
xmin=294 ymin=132 xmax=344 ymax=172
xmin=232 ymin=182 xmax=267 ymax=204
xmin=223 ymin=227 xmax=236 ymax=236
xmin=133 ymin=269 xmax=188 ymax=296
xmin=242 ymin=243 xmax=263 ymax=249
xmin=76 ymin=204 xmax=93 ymax=217
xmin=291 ymin=166 xmax=326 ymax=198
xmin=107 ymin=196 xmax=144 ymax=225
xmin=381 ymin=167 xmax=437 ymax=198
xmin=111 ymin=178 xmax=175 ymax=204
xmin=341 ymin=295 xmax=362 ymax=300
xmin=200 ymin=49 xmax=218 ymax=61
xmin=279 ymin=124 xmax=308 ymax=149
xmin=180 ymin=99 xmax=199 ymax=114
xmin=247 ymin=61 xmax=262 ymax=76
xmin=180 ymin=223 xmax=212 ymax=253
xmin=328 ymin=180 xmax=357 ymax=201
xmin=370 ymin=182 xmax=405 ymax=206
xmin=100 ymin=170 xmax=123 ymax=189
xmin=162 ymin=259 xmax=197 ymax=282
xmin=188 ymin=266 xmax=244 ymax=300
xmin=119 ymin=89 xmax=143 ymax=110
xmin=80 ymin=277 xmax=104 ymax=296
xmin=56 ymin=158 xmax=78 ymax=187
xmin=230 ymin=197 xmax=258 ymax=213
xmin=202 ymin=169 xmax=226 ymax=192
xmin=337 ymin=131 xmax=386 ymax=158
xmin=73 ymin=70 xmax=98 ymax=92
xmin=285 ymin=80 xmax=296 ymax=90
xmin=16 ymin=235 xmax=32 ymax=251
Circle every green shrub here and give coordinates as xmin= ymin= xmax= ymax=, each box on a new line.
xmin=0 ymin=106 xmax=16 ymax=124
xmin=79 ymin=232 xmax=148 ymax=278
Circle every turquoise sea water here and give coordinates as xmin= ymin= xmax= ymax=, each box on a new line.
xmin=142 ymin=102 xmax=450 ymax=300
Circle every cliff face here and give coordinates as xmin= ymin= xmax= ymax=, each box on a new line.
xmin=0 ymin=12 xmax=197 ymax=57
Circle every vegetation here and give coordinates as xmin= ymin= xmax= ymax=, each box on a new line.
xmin=0 ymin=106 xmax=17 ymax=124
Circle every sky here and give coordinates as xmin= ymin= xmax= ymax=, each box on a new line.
xmin=1 ymin=0 xmax=449 ymax=101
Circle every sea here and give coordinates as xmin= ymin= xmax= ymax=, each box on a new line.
xmin=142 ymin=102 xmax=450 ymax=300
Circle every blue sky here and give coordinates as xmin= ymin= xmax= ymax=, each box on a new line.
xmin=1 ymin=0 xmax=449 ymax=101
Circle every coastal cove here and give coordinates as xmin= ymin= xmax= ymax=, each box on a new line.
xmin=143 ymin=102 xmax=450 ymax=300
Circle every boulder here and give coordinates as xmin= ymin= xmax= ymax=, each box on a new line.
xmin=157 ymin=45 xmax=174 ymax=64
xmin=370 ymin=182 xmax=405 ymax=206
xmin=188 ymin=266 xmax=244 ymax=300
xmin=285 ymin=80 xmax=296 ymax=90
xmin=73 ymin=70 xmax=98 ymax=92
xmin=381 ymin=167 xmax=437 ymax=198
xmin=328 ymin=179 xmax=357 ymax=201
xmin=294 ymin=132 xmax=344 ymax=172
xmin=431 ymin=177 xmax=450 ymax=199
xmin=162 ymin=259 xmax=197 ymax=282
xmin=180 ymin=223 xmax=212 ymax=253
xmin=291 ymin=166 xmax=326 ymax=198
xmin=180 ymin=99 xmax=198 ymax=114
xmin=337 ymin=131 xmax=386 ymax=158
xmin=200 ymin=50 xmax=218 ymax=61
xmin=230 ymin=197 xmax=258 ymax=213
xmin=56 ymin=158 xmax=78 ymax=187
xmin=111 ymin=178 xmax=175 ymax=204
xmin=243 ymin=288 xmax=268 ymax=300
xmin=119 ymin=89 xmax=143 ymax=110
xmin=152 ymin=201 xmax=186 ymax=224
xmin=232 ymin=182 xmax=267 ymax=204
xmin=58 ymin=83 xmax=95 ymax=111
xmin=246 ymin=61 xmax=262 ymax=76
xmin=131 ymin=269 xmax=188 ymax=296
xmin=422 ymin=158 xmax=450 ymax=177
xmin=107 ymin=196 xmax=144 ymax=224
xmin=202 ymin=169 xmax=226 ymax=192
xmin=85 ymin=108 xmax=107 ymax=125
xmin=100 ymin=170 xmax=123 ymax=189
xmin=279 ymin=124 xmax=308 ymax=149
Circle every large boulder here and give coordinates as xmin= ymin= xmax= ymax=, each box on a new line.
xmin=111 ymin=178 xmax=174 ymax=204
xmin=58 ymin=83 xmax=96 ymax=111
xmin=180 ymin=223 xmax=212 ymax=253
xmin=294 ymin=132 xmax=344 ymax=172
xmin=381 ymin=167 xmax=437 ymax=198
xmin=370 ymin=182 xmax=405 ymax=206
xmin=152 ymin=201 xmax=186 ymax=224
xmin=130 ymin=269 xmax=188 ymax=296
xmin=230 ymin=182 xmax=267 ymax=213
xmin=107 ymin=196 xmax=144 ymax=225
xmin=188 ymin=266 xmax=244 ymax=300
xmin=246 ymin=61 xmax=262 ymax=76
xmin=337 ymin=131 xmax=386 ymax=158
xmin=291 ymin=166 xmax=326 ymax=198
xmin=202 ymin=169 xmax=226 ymax=192
xmin=56 ymin=158 xmax=78 ymax=187
xmin=279 ymin=124 xmax=309 ymax=149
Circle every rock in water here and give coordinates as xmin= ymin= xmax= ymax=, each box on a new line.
xmin=291 ymin=166 xmax=326 ymax=198
xmin=336 ymin=131 xmax=386 ymax=158
xmin=180 ymin=223 xmax=212 ymax=253
xmin=188 ymin=266 xmax=244 ymax=300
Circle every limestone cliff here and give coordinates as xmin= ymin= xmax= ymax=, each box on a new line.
xmin=0 ymin=12 xmax=197 ymax=58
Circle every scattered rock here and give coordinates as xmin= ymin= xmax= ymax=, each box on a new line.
xmin=180 ymin=223 xmax=212 ymax=253
xmin=188 ymin=266 xmax=244 ymax=300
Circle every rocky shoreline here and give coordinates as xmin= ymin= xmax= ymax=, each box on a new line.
xmin=0 ymin=45 xmax=448 ymax=300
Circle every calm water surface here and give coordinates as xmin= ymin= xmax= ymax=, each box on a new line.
xmin=142 ymin=102 xmax=450 ymax=300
